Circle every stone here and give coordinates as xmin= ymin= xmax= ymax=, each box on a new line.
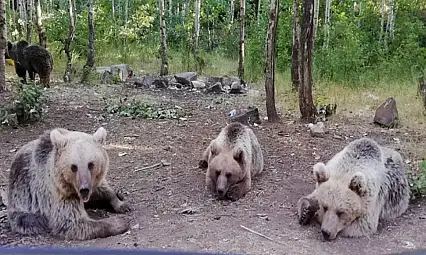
xmin=174 ymin=72 xmax=198 ymax=86
xmin=110 ymin=64 xmax=134 ymax=82
xmin=192 ymin=80 xmax=206 ymax=89
xmin=207 ymin=82 xmax=225 ymax=93
xmin=220 ymin=75 xmax=240 ymax=87
xmin=231 ymin=107 xmax=261 ymax=126
xmin=153 ymin=78 xmax=169 ymax=89
xmin=308 ymin=122 xmax=325 ymax=138
xmin=100 ymin=70 xmax=114 ymax=84
xmin=229 ymin=81 xmax=245 ymax=94
xmin=134 ymin=75 xmax=156 ymax=88
xmin=374 ymin=97 xmax=399 ymax=128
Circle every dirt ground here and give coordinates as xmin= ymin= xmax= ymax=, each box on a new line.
xmin=1 ymin=81 xmax=426 ymax=255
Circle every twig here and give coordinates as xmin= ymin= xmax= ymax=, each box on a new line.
xmin=240 ymin=225 xmax=274 ymax=242
xmin=135 ymin=163 xmax=161 ymax=172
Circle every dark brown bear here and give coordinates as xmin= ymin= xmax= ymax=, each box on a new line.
xmin=6 ymin=40 xmax=53 ymax=88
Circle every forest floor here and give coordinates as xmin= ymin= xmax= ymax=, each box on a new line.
xmin=0 ymin=79 xmax=426 ymax=255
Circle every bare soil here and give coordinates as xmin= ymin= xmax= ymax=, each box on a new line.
xmin=0 ymin=82 xmax=426 ymax=255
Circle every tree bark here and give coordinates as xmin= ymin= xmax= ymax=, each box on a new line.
xmin=159 ymin=0 xmax=168 ymax=76
xmin=81 ymin=0 xmax=95 ymax=83
xmin=299 ymin=0 xmax=315 ymax=121
xmin=264 ymin=0 xmax=280 ymax=122
xmin=193 ymin=0 xmax=201 ymax=53
xmin=63 ymin=0 xmax=76 ymax=83
xmin=0 ymin=0 xmax=6 ymax=92
xmin=323 ymin=0 xmax=331 ymax=48
xmin=34 ymin=0 xmax=46 ymax=48
xmin=25 ymin=0 xmax=32 ymax=43
xmin=291 ymin=0 xmax=301 ymax=92
xmin=238 ymin=0 xmax=245 ymax=82
xmin=230 ymin=0 xmax=235 ymax=23
xmin=312 ymin=0 xmax=319 ymax=48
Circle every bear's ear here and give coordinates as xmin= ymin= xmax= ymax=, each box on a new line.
xmin=233 ymin=149 xmax=244 ymax=165
xmin=50 ymin=129 xmax=68 ymax=149
xmin=349 ymin=172 xmax=368 ymax=197
xmin=313 ymin=162 xmax=328 ymax=185
xmin=210 ymin=142 xmax=220 ymax=157
xmin=92 ymin=127 xmax=107 ymax=144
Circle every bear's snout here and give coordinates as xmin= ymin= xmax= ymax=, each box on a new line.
xmin=321 ymin=229 xmax=332 ymax=241
xmin=79 ymin=188 xmax=91 ymax=202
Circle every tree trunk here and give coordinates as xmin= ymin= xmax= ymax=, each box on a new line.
xmin=238 ymin=0 xmax=245 ymax=82
xmin=312 ymin=0 xmax=319 ymax=48
xmin=323 ymin=0 xmax=331 ymax=48
xmin=379 ymin=0 xmax=385 ymax=41
xmin=0 ymin=0 xmax=6 ymax=92
xmin=25 ymin=0 xmax=32 ymax=43
xmin=291 ymin=0 xmax=301 ymax=92
xmin=159 ymin=0 xmax=168 ymax=76
xmin=34 ymin=0 xmax=46 ymax=48
xmin=193 ymin=0 xmax=201 ymax=53
xmin=81 ymin=0 xmax=95 ymax=83
xmin=18 ymin=0 xmax=25 ymax=38
xmin=264 ymin=0 xmax=279 ymax=122
xmin=230 ymin=0 xmax=235 ymax=23
xmin=63 ymin=0 xmax=76 ymax=83
xmin=299 ymin=0 xmax=315 ymax=121
xmin=256 ymin=0 xmax=261 ymax=24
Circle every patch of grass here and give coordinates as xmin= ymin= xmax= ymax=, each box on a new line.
xmin=103 ymin=97 xmax=189 ymax=120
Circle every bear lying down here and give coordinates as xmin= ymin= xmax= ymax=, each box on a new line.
xmin=297 ymin=138 xmax=410 ymax=241
xmin=7 ymin=127 xmax=131 ymax=240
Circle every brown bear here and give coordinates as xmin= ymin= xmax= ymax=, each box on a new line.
xmin=297 ymin=138 xmax=410 ymax=241
xmin=7 ymin=127 xmax=131 ymax=240
xmin=5 ymin=40 xmax=53 ymax=87
xmin=200 ymin=122 xmax=264 ymax=201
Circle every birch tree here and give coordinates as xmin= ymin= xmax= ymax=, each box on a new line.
xmin=238 ymin=0 xmax=246 ymax=82
xmin=159 ymin=0 xmax=169 ymax=76
xmin=81 ymin=0 xmax=95 ymax=83
xmin=230 ymin=0 xmax=235 ymax=23
xmin=264 ymin=0 xmax=279 ymax=122
xmin=63 ymin=0 xmax=76 ymax=83
xmin=312 ymin=0 xmax=319 ymax=47
xmin=25 ymin=0 xmax=32 ymax=43
xmin=379 ymin=0 xmax=385 ymax=41
xmin=193 ymin=0 xmax=201 ymax=52
xmin=0 ymin=0 xmax=6 ymax=92
xmin=291 ymin=0 xmax=301 ymax=91
xmin=299 ymin=0 xmax=315 ymax=121
xmin=323 ymin=0 xmax=331 ymax=48
xmin=34 ymin=0 xmax=47 ymax=48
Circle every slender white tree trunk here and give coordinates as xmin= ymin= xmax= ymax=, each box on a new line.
xmin=193 ymin=0 xmax=201 ymax=52
xmin=230 ymin=0 xmax=235 ymax=24
xmin=238 ymin=0 xmax=246 ymax=82
xmin=159 ymin=0 xmax=169 ymax=76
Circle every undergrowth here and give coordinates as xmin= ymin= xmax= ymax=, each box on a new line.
xmin=103 ymin=97 xmax=189 ymax=120
xmin=0 ymin=83 xmax=46 ymax=126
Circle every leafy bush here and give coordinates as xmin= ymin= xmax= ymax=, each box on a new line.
xmin=408 ymin=159 xmax=426 ymax=199
xmin=104 ymin=97 xmax=188 ymax=120
xmin=0 ymin=83 xmax=46 ymax=126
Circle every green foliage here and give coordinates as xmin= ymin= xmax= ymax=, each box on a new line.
xmin=408 ymin=159 xmax=426 ymax=199
xmin=0 ymin=83 xmax=45 ymax=127
xmin=104 ymin=97 xmax=188 ymax=120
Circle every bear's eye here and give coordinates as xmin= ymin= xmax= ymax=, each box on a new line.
xmin=71 ymin=164 xmax=78 ymax=173
xmin=215 ymin=170 xmax=221 ymax=176
xmin=88 ymin=162 xmax=94 ymax=170
xmin=323 ymin=206 xmax=328 ymax=212
xmin=336 ymin=211 xmax=344 ymax=217
xmin=226 ymin=173 xmax=232 ymax=178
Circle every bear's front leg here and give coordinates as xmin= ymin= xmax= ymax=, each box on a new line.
xmin=85 ymin=181 xmax=132 ymax=214
xmin=226 ymin=176 xmax=251 ymax=201
xmin=297 ymin=193 xmax=320 ymax=225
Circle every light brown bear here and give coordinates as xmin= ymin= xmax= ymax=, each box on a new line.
xmin=199 ymin=122 xmax=264 ymax=201
xmin=7 ymin=127 xmax=131 ymax=240
xmin=297 ymin=138 xmax=410 ymax=241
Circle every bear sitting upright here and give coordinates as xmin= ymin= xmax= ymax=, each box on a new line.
xmin=6 ymin=40 xmax=53 ymax=88
xmin=7 ymin=127 xmax=131 ymax=240
xmin=199 ymin=122 xmax=264 ymax=201
xmin=297 ymin=138 xmax=410 ymax=241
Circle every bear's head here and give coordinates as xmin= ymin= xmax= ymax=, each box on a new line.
xmin=312 ymin=162 xmax=367 ymax=241
xmin=50 ymin=127 xmax=109 ymax=202
xmin=206 ymin=143 xmax=245 ymax=200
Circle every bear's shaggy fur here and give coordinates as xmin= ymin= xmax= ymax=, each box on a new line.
xmin=6 ymin=40 xmax=53 ymax=87
xmin=297 ymin=138 xmax=410 ymax=241
xmin=7 ymin=127 xmax=131 ymax=240
xmin=200 ymin=122 xmax=264 ymax=201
